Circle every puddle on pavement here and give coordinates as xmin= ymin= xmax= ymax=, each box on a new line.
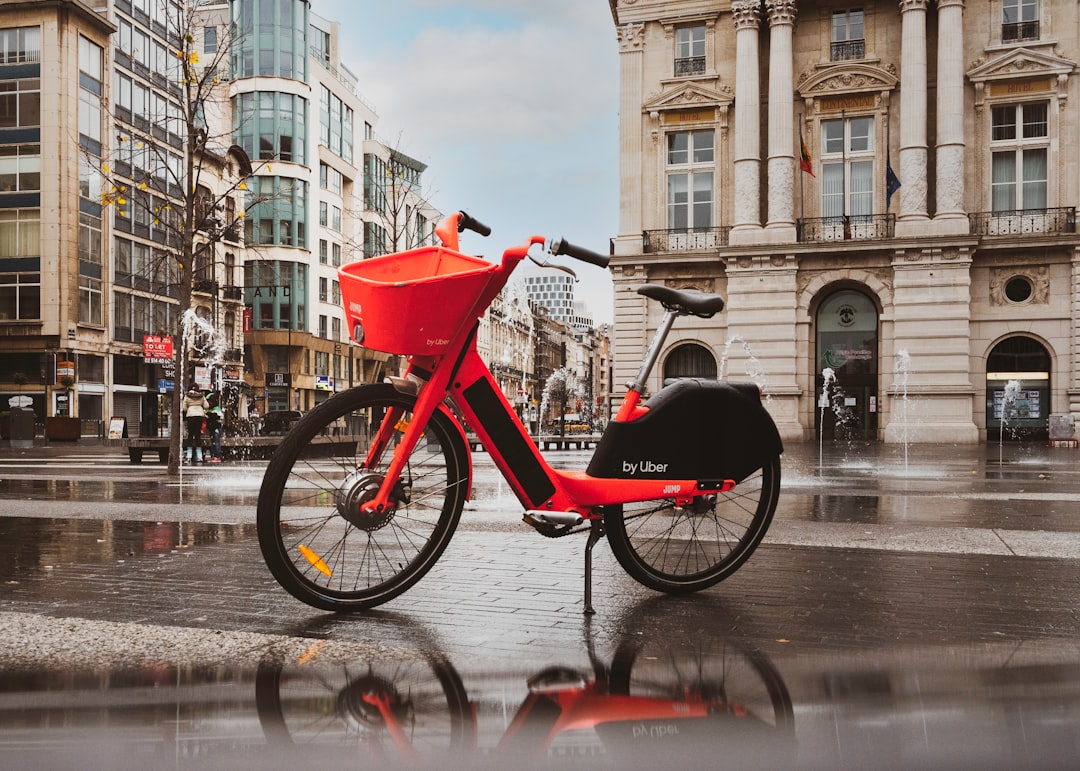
xmin=1 ymin=621 xmax=1078 ymax=770
xmin=0 ymin=517 xmax=255 ymax=577
xmin=0 ymin=471 xmax=265 ymax=505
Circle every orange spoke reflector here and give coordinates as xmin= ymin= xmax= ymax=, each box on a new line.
xmin=298 ymin=544 xmax=332 ymax=577
xmin=394 ymin=418 xmax=410 ymax=433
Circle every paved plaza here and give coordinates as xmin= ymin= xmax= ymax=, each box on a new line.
xmin=1 ymin=439 xmax=1078 ymax=768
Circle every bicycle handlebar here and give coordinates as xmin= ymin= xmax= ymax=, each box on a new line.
xmin=457 ymin=211 xmax=492 ymax=237
xmin=549 ymin=237 xmax=610 ymax=269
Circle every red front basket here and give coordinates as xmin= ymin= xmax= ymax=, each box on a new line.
xmin=338 ymin=246 xmax=498 ymax=355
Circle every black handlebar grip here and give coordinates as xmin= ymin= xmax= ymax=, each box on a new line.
xmin=457 ymin=211 xmax=492 ymax=237
xmin=549 ymin=237 xmax=610 ymax=269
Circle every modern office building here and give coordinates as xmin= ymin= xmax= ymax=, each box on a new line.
xmin=0 ymin=0 xmax=439 ymax=440
xmin=230 ymin=1 xmax=439 ymax=416
xmin=0 ymin=0 xmax=202 ymax=440
xmin=523 ymin=272 xmax=597 ymax=333
xmin=607 ymin=0 xmax=1080 ymax=443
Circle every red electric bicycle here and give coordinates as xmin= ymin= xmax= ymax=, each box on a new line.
xmin=256 ymin=212 xmax=783 ymax=612
xmin=255 ymin=633 xmax=795 ymax=765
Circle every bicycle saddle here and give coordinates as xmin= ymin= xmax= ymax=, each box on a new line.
xmin=636 ymin=283 xmax=725 ymax=318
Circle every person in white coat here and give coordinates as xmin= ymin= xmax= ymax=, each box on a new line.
xmin=182 ymin=387 xmax=209 ymax=463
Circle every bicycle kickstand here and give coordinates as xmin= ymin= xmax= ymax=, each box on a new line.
xmin=583 ymin=519 xmax=605 ymax=615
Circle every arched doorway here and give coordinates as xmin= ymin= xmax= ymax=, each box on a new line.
xmin=986 ymin=336 xmax=1051 ymax=440
xmin=663 ymin=342 xmax=718 ymax=380
xmin=815 ymin=289 xmax=879 ymax=440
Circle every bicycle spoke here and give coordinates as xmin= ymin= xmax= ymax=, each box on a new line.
xmin=258 ymin=385 xmax=467 ymax=610
xmin=605 ymin=459 xmax=779 ymax=591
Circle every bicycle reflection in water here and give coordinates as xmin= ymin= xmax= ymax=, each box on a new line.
xmin=255 ymin=629 xmax=794 ymax=769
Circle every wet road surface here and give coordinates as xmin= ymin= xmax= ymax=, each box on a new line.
xmin=1 ymin=440 xmax=1079 ymax=768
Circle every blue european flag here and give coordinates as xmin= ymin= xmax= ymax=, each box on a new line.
xmin=886 ymin=157 xmax=901 ymax=209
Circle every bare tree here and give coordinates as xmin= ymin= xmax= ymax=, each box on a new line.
xmin=352 ymin=138 xmax=441 ymax=259
xmin=91 ymin=1 xmax=278 ymax=474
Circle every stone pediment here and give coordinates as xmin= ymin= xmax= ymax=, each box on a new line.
xmin=797 ymin=63 xmax=898 ymax=98
xmin=643 ymin=81 xmax=733 ymax=115
xmin=967 ymin=47 xmax=1076 ymax=83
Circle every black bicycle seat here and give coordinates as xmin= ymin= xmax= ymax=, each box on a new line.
xmin=636 ymin=284 xmax=725 ymax=318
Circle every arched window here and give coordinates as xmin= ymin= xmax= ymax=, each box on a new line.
xmin=987 ymin=336 xmax=1050 ymax=374
xmin=986 ymin=336 xmax=1051 ymax=435
xmin=663 ymin=342 xmax=717 ymax=380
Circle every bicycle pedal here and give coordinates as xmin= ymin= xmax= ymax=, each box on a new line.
xmin=523 ymin=510 xmax=583 ymax=528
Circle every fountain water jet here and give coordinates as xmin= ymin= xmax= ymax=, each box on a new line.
xmin=895 ymin=349 xmax=911 ymax=473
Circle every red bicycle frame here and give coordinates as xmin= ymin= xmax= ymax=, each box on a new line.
xmin=356 ymin=231 xmax=734 ymax=524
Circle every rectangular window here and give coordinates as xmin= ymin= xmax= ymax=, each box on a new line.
xmin=319 ymin=163 xmax=342 ymax=194
xmin=990 ymin=103 xmax=1048 ymax=211
xmin=204 ymin=25 xmax=218 ymax=54
xmin=0 ymin=78 xmax=41 ymax=129
xmin=831 ymin=9 xmax=865 ymax=61
xmin=674 ymin=24 xmax=705 ymax=76
xmin=818 ymin=116 xmax=878 ymax=239
xmin=319 ymin=238 xmax=328 ymax=264
xmin=79 ymin=274 xmax=102 ymax=325
xmin=1002 ymin=0 xmax=1039 ymax=42
xmin=332 ymin=242 xmax=341 ymax=267
xmin=319 ymin=276 xmax=327 ymax=302
xmin=318 ymin=314 xmax=328 ymax=339
xmin=666 ymin=130 xmax=714 ymax=230
xmin=79 ymin=212 xmax=102 ymax=265
xmin=0 ymin=144 xmax=40 ymax=192
xmin=0 ymin=272 xmax=40 ymax=320
xmin=0 ymin=26 xmax=41 ymax=64
xmin=0 ymin=209 xmax=40 ymax=257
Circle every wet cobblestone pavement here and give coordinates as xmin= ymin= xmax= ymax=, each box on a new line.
xmin=1 ymin=440 xmax=1079 ymax=769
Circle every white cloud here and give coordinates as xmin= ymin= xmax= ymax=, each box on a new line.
xmin=313 ymin=1 xmax=618 ymax=322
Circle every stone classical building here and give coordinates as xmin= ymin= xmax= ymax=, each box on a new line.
xmin=607 ymin=0 xmax=1080 ymax=443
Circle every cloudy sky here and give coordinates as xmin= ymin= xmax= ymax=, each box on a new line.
xmin=312 ymin=0 xmax=620 ymax=323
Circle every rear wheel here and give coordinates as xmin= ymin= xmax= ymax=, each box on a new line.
xmin=604 ymin=456 xmax=780 ymax=593
xmin=257 ymin=384 xmax=469 ymax=611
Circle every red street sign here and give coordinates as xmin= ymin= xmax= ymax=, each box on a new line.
xmin=143 ymin=335 xmax=173 ymax=363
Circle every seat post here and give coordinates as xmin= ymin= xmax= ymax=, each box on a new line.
xmin=627 ymin=308 xmax=679 ymax=396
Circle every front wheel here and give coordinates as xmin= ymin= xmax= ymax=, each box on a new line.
xmin=604 ymin=456 xmax=781 ymax=593
xmin=257 ymin=384 xmax=470 ymax=611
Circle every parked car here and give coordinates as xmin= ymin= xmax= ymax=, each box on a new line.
xmin=261 ymin=410 xmax=303 ymax=435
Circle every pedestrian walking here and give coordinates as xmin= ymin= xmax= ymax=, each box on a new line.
xmin=182 ymin=386 xmax=209 ymax=463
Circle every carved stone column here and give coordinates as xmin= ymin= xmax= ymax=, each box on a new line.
xmin=935 ymin=0 xmax=967 ymax=231
xmin=765 ymin=0 xmax=797 ymax=240
xmin=615 ymin=22 xmax=645 ymax=252
xmin=897 ymin=0 xmax=930 ymax=233
xmin=731 ymin=0 xmax=762 ymax=237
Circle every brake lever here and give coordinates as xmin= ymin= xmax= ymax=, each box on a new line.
xmin=528 ymin=248 xmax=578 ymax=280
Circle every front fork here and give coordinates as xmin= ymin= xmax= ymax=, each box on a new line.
xmin=361 ymin=366 xmax=449 ymax=516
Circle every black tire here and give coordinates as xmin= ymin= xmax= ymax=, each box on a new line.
xmin=608 ymin=638 xmax=794 ymax=735
xmin=255 ymin=655 xmax=474 ymax=758
xmin=257 ymin=384 xmax=469 ymax=611
xmin=604 ymin=455 xmax=781 ymax=593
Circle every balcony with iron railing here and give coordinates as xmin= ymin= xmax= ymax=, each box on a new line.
xmin=969 ymin=207 xmax=1075 ymax=237
xmin=830 ymin=39 xmax=865 ymax=61
xmin=643 ymin=226 xmax=730 ymax=253
xmin=674 ymin=56 xmax=706 ymax=77
xmin=797 ymin=213 xmax=895 ymax=242
xmin=1002 ymin=20 xmax=1039 ymax=43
